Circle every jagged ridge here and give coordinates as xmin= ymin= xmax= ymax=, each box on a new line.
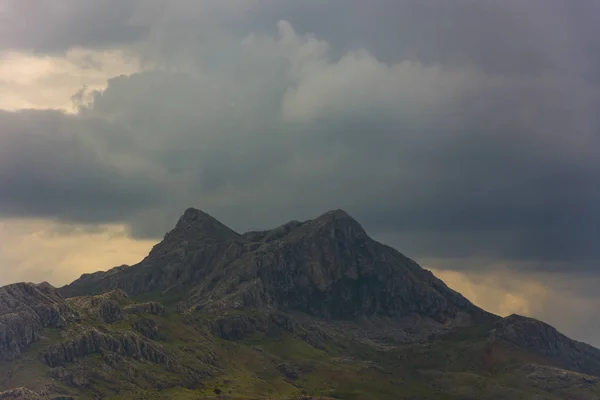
xmin=61 ymin=208 xmax=491 ymax=325
xmin=0 ymin=283 xmax=78 ymax=361
xmin=494 ymin=314 xmax=600 ymax=376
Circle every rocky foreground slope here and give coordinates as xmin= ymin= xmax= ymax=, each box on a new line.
xmin=1 ymin=209 xmax=600 ymax=399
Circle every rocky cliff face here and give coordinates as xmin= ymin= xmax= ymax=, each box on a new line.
xmin=66 ymin=290 xmax=128 ymax=324
xmin=61 ymin=209 xmax=492 ymax=327
xmin=0 ymin=387 xmax=43 ymax=400
xmin=124 ymin=301 xmax=167 ymax=316
xmin=0 ymin=283 xmax=78 ymax=361
xmin=41 ymin=326 xmax=168 ymax=367
xmin=494 ymin=314 xmax=600 ymax=376
xmin=519 ymin=364 xmax=600 ymax=391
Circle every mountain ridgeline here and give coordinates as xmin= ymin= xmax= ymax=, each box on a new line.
xmin=61 ymin=208 xmax=489 ymax=324
xmin=1 ymin=208 xmax=600 ymax=400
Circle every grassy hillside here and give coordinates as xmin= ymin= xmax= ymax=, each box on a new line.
xmin=2 ymin=294 xmax=599 ymax=400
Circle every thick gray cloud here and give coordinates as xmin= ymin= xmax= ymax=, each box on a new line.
xmin=0 ymin=0 xmax=142 ymax=52
xmin=1 ymin=16 xmax=598 ymax=273
xmin=4 ymin=0 xmax=600 ymax=78
xmin=0 ymin=109 xmax=164 ymax=222
xmin=0 ymin=2 xmax=598 ymax=267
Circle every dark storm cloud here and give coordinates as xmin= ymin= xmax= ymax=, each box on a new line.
xmin=248 ymin=0 xmax=574 ymax=73
xmin=0 ymin=1 xmax=599 ymax=274
xmin=0 ymin=110 xmax=163 ymax=222
xmin=140 ymin=0 xmax=599 ymax=78
xmin=2 ymin=62 xmax=598 ymax=270
xmin=228 ymin=0 xmax=600 ymax=78
xmin=6 ymin=0 xmax=600 ymax=78
xmin=0 ymin=0 xmax=143 ymax=53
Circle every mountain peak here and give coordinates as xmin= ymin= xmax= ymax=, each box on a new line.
xmin=317 ymin=208 xmax=352 ymax=220
xmin=142 ymin=207 xmax=241 ymax=260
xmin=177 ymin=207 xmax=218 ymax=225
xmin=308 ymin=208 xmax=367 ymax=238
xmin=168 ymin=207 xmax=240 ymax=242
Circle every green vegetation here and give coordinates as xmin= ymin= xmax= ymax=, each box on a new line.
xmin=1 ymin=297 xmax=599 ymax=400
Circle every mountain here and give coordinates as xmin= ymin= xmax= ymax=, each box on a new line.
xmin=0 ymin=283 xmax=78 ymax=361
xmin=62 ymin=209 xmax=490 ymax=322
xmin=1 ymin=208 xmax=600 ymax=400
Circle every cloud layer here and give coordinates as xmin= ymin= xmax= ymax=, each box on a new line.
xmin=1 ymin=0 xmax=599 ymax=344
xmin=2 ymin=18 xmax=598 ymax=264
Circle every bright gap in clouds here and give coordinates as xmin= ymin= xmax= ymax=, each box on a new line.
xmin=0 ymin=48 xmax=142 ymax=111
xmin=0 ymin=219 xmax=154 ymax=287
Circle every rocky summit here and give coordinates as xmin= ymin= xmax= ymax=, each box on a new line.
xmin=1 ymin=209 xmax=600 ymax=399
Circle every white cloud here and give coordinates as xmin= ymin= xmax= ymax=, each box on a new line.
xmin=0 ymin=48 xmax=142 ymax=111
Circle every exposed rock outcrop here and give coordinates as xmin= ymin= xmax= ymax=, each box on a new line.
xmin=0 ymin=388 xmax=41 ymax=399
xmin=494 ymin=315 xmax=600 ymax=376
xmin=132 ymin=318 xmax=164 ymax=341
xmin=67 ymin=290 xmax=127 ymax=323
xmin=276 ymin=362 xmax=300 ymax=381
xmin=0 ymin=388 xmax=70 ymax=400
xmin=520 ymin=364 xmax=600 ymax=390
xmin=124 ymin=301 xmax=167 ymax=316
xmin=0 ymin=283 xmax=77 ymax=361
xmin=204 ymin=311 xmax=330 ymax=350
xmin=41 ymin=326 xmax=168 ymax=367
xmin=207 ymin=312 xmax=295 ymax=341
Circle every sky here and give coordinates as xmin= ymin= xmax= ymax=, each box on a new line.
xmin=1 ymin=0 xmax=599 ymax=345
